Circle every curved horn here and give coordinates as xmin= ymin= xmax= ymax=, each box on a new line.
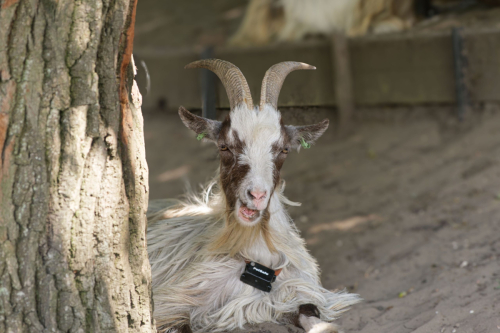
xmin=185 ymin=59 xmax=253 ymax=110
xmin=260 ymin=62 xmax=316 ymax=110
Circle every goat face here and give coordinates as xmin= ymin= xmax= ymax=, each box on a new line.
xmin=179 ymin=105 xmax=328 ymax=226
xmin=179 ymin=60 xmax=329 ymax=226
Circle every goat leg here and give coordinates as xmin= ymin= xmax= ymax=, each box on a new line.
xmin=293 ymin=304 xmax=343 ymax=333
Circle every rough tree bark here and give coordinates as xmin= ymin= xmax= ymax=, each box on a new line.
xmin=0 ymin=0 xmax=154 ymax=332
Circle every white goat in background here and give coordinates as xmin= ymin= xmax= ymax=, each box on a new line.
xmin=229 ymin=0 xmax=416 ymax=46
xmin=147 ymin=59 xmax=360 ymax=333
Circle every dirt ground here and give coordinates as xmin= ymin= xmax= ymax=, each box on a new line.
xmin=144 ymin=106 xmax=500 ymax=333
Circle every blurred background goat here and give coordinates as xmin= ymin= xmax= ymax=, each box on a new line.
xmin=229 ymin=0 xmax=500 ymax=46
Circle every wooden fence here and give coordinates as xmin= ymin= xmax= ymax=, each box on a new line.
xmin=135 ymin=28 xmax=500 ymax=111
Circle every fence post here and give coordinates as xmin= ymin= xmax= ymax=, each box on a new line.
xmin=201 ymin=46 xmax=217 ymax=120
xmin=452 ymin=27 xmax=470 ymax=121
xmin=331 ymin=33 xmax=355 ymax=135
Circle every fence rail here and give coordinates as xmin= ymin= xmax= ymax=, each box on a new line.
xmin=135 ymin=28 xmax=500 ymax=110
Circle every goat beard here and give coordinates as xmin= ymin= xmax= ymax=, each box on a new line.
xmin=209 ymin=206 xmax=277 ymax=257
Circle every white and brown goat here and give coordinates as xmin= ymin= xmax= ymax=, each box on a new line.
xmin=147 ymin=59 xmax=360 ymax=333
xmin=229 ymin=0 xmax=416 ymax=47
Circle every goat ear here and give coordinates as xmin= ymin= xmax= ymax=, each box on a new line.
xmin=285 ymin=119 xmax=329 ymax=150
xmin=178 ymin=106 xmax=222 ymax=142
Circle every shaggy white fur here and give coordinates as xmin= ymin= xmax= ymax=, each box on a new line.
xmin=148 ymin=186 xmax=360 ymax=331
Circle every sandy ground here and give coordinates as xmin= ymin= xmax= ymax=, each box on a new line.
xmin=144 ymin=105 xmax=500 ymax=333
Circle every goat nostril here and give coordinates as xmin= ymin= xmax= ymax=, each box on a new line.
xmin=247 ymin=190 xmax=255 ymax=199
xmin=250 ymin=190 xmax=266 ymax=201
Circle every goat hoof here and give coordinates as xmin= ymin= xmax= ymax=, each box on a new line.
xmin=307 ymin=322 xmax=342 ymax=333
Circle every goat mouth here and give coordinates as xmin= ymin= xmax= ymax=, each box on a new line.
xmin=238 ymin=204 xmax=260 ymax=223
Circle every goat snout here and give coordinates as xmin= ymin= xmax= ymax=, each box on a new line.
xmin=247 ymin=189 xmax=267 ymax=209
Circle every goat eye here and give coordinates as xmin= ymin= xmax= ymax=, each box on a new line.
xmin=281 ymin=148 xmax=289 ymax=154
xmin=220 ymin=145 xmax=228 ymax=151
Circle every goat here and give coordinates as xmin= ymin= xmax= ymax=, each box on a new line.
xmin=229 ymin=0 xmax=415 ymax=47
xmin=147 ymin=59 xmax=361 ymax=333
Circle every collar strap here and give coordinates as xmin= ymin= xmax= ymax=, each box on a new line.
xmin=245 ymin=260 xmax=283 ymax=276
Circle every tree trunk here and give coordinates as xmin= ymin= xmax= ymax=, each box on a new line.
xmin=0 ymin=0 xmax=154 ymax=332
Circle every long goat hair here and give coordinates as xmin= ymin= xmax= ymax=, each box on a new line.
xmin=148 ymin=181 xmax=359 ymax=332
